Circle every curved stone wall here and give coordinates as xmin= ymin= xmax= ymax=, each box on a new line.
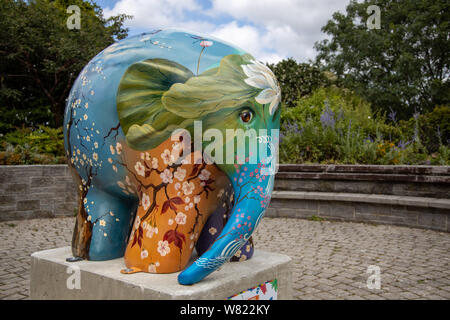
xmin=1 ymin=164 xmax=449 ymax=232
xmin=268 ymin=164 xmax=450 ymax=232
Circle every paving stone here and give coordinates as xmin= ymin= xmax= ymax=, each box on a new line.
xmin=1 ymin=216 xmax=450 ymax=300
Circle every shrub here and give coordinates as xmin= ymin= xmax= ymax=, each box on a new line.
xmin=279 ymin=87 xmax=449 ymax=165
xmin=398 ymin=106 xmax=450 ymax=153
xmin=0 ymin=126 xmax=66 ymax=165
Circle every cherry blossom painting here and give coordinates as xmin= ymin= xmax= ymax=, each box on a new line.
xmin=63 ymin=28 xmax=281 ymax=285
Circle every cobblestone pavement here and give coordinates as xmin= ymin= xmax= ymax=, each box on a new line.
xmin=1 ymin=217 xmax=449 ymax=300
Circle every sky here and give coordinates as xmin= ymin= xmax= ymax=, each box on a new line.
xmin=96 ymin=0 xmax=350 ymax=64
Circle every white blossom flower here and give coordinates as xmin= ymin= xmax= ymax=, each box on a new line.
xmin=174 ymin=167 xmax=186 ymax=181
xmin=83 ymin=114 xmax=88 ymax=120
xmin=209 ymin=227 xmax=217 ymax=235
xmin=134 ymin=215 xmax=141 ymax=230
xmin=160 ymin=169 xmax=173 ymax=184
xmin=161 ymin=149 xmax=174 ymax=165
xmin=182 ymin=181 xmax=195 ymax=195
xmin=168 ymin=219 xmax=174 ymax=226
xmin=99 ymin=219 xmax=106 ymax=227
xmin=175 ymin=182 xmax=181 ymax=190
xmin=194 ymin=195 xmax=201 ymax=204
xmin=151 ymin=157 xmax=158 ymax=169
xmin=109 ymin=145 xmax=115 ymax=155
xmin=142 ymin=193 xmax=151 ymax=211
xmin=140 ymin=249 xmax=148 ymax=260
xmin=115 ymin=142 xmax=122 ymax=155
xmin=157 ymin=240 xmax=170 ymax=256
xmin=175 ymin=212 xmax=187 ymax=225
xmin=93 ymin=152 xmax=98 ymax=161
xmin=242 ymin=60 xmax=281 ymax=115
xmin=198 ymin=169 xmax=211 ymax=181
xmin=134 ymin=161 xmax=145 ymax=177
xmin=148 ymin=264 xmax=157 ymax=273
xmin=146 ymin=226 xmax=158 ymax=238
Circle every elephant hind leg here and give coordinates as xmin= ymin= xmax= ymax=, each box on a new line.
xmin=230 ymin=236 xmax=254 ymax=261
xmin=71 ymin=199 xmax=92 ymax=260
xmin=71 ymin=185 xmax=137 ymax=261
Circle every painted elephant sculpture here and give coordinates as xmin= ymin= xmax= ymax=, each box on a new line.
xmin=63 ymin=29 xmax=281 ymax=285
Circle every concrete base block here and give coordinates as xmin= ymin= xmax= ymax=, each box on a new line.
xmin=30 ymin=246 xmax=293 ymax=300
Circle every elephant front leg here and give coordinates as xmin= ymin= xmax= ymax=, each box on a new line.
xmin=196 ymin=183 xmax=255 ymax=262
xmin=120 ymin=140 xmax=232 ymax=274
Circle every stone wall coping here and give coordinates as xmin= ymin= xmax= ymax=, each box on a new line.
xmin=272 ymin=190 xmax=450 ymax=210
xmin=275 ymin=171 xmax=450 ymax=184
xmin=278 ymin=164 xmax=450 ymax=175
xmin=0 ymin=164 xmax=68 ymax=168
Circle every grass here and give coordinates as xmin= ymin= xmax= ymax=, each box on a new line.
xmin=308 ymin=215 xmax=326 ymax=222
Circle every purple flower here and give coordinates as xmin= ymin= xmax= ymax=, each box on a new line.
xmin=397 ymin=140 xmax=410 ymax=150
xmin=320 ymin=106 xmax=335 ymax=129
xmin=388 ymin=108 xmax=397 ymax=123
xmin=283 ymin=120 xmax=303 ymax=135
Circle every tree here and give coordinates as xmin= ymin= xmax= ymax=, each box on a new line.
xmin=0 ymin=0 xmax=131 ymax=132
xmin=315 ymin=0 xmax=449 ymax=120
xmin=268 ymin=58 xmax=333 ymax=108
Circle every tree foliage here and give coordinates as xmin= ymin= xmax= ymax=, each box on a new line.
xmin=268 ymin=58 xmax=333 ymax=107
xmin=0 ymin=0 xmax=131 ymax=133
xmin=315 ymin=0 xmax=449 ymax=119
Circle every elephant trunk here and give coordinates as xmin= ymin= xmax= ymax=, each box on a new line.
xmin=178 ymin=139 xmax=276 ymax=285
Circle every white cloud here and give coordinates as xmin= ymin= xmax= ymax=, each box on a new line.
xmin=103 ymin=0 xmax=349 ymax=63
xmin=209 ymin=0 xmax=349 ymax=62
xmin=103 ymin=0 xmax=209 ymax=30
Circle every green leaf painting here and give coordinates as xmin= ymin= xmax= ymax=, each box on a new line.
xmin=117 ymin=54 xmax=260 ymax=150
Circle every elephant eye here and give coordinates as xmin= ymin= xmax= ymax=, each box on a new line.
xmin=240 ymin=110 xmax=253 ymax=123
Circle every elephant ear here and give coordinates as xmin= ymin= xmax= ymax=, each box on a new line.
xmin=161 ymin=54 xmax=260 ymax=119
xmin=117 ymin=58 xmax=194 ymax=150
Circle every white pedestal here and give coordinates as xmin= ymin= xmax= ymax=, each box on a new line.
xmin=30 ymin=246 xmax=293 ymax=300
